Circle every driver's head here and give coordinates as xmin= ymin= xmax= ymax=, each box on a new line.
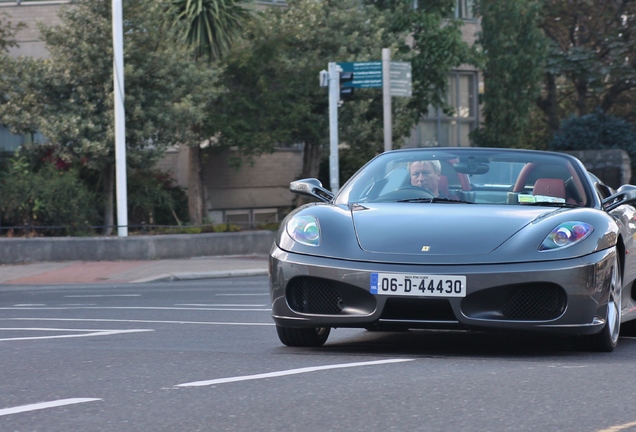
xmin=409 ymin=160 xmax=441 ymax=196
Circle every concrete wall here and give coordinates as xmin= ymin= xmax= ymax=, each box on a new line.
xmin=565 ymin=149 xmax=632 ymax=189
xmin=1 ymin=1 xmax=72 ymax=59
xmin=0 ymin=231 xmax=276 ymax=264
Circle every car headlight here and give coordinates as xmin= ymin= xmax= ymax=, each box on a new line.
xmin=539 ymin=221 xmax=593 ymax=251
xmin=286 ymin=216 xmax=321 ymax=247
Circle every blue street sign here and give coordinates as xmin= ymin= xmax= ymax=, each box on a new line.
xmin=337 ymin=61 xmax=383 ymax=89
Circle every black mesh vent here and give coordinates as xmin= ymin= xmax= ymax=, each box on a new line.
xmin=380 ymin=298 xmax=455 ymax=321
xmin=501 ymin=285 xmax=566 ymax=320
xmin=287 ymin=277 xmax=344 ymax=314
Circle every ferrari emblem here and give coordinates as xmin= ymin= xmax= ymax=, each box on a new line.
xmin=421 ymin=246 xmax=430 ymax=252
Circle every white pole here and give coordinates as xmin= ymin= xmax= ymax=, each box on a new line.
xmin=382 ymin=48 xmax=392 ymax=152
xmin=328 ymin=62 xmax=340 ymax=193
xmin=112 ymin=0 xmax=128 ymax=237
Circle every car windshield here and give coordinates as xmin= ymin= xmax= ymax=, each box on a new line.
xmin=335 ymin=148 xmax=592 ymax=207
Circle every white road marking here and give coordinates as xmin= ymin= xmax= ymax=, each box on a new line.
xmin=597 ymin=420 xmax=636 ymax=432
xmin=64 ymin=294 xmax=141 ymax=298
xmin=176 ymin=304 xmax=266 ymax=307
xmin=215 ymin=293 xmax=268 ymax=296
xmin=176 ymin=359 xmax=415 ymax=388
xmin=0 ymin=328 xmax=153 ymax=342
xmin=0 ymin=398 xmax=101 ymax=417
xmin=13 ymin=304 xmax=46 ymax=307
xmin=2 ymin=318 xmax=274 ymax=326
xmin=0 ymin=306 xmax=270 ymax=311
xmin=61 ymin=304 xmax=97 ymax=306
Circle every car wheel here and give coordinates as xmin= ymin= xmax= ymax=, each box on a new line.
xmin=276 ymin=325 xmax=330 ymax=347
xmin=583 ymin=252 xmax=622 ymax=352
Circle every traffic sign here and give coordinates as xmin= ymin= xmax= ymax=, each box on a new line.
xmin=337 ymin=61 xmax=383 ymax=89
xmin=389 ymin=61 xmax=412 ymax=97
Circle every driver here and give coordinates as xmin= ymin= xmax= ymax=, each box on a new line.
xmin=408 ymin=160 xmax=442 ymax=197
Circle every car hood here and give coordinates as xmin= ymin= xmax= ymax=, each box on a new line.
xmin=352 ymin=203 xmax=555 ymax=256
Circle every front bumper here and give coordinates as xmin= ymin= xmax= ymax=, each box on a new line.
xmin=269 ymin=245 xmax=616 ymax=336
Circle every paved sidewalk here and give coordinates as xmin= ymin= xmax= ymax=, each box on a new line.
xmin=0 ymin=255 xmax=269 ymax=285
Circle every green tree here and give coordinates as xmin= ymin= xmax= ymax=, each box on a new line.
xmin=370 ymin=0 xmax=476 ymax=120
xmin=0 ymin=0 xmax=216 ymax=232
xmin=168 ymin=0 xmax=254 ymax=225
xmin=550 ymin=112 xmax=636 ymax=183
xmin=0 ymin=11 xmax=24 ymax=54
xmin=207 ymin=0 xmax=411 ymax=187
xmin=206 ymin=0 xmax=479 ymax=185
xmin=472 ymin=0 xmax=548 ymax=148
xmin=0 ymin=154 xmax=98 ymax=236
xmin=538 ymin=0 xmax=636 ymax=130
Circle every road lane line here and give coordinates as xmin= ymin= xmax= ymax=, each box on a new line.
xmin=176 ymin=359 xmax=415 ymax=388
xmin=0 ymin=328 xmax=153 ymax=342
xmin=0 ymin=306 xmax=270 ymax=311
xmin=0 ymin=398 xmax=101 ymax=417
xmin=175 ymin=304 xmax=266 ymax=307
xmin=64 ymin=294 xmax=141 ymax=298
xmin=598 ymin=421 xmax=636 ymax=432
xmin=2 ymin=318 xmax=274 ymax=326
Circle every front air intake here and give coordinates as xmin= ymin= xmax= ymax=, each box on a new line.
xmin=287 ymin=277 xmax=345 ymax=314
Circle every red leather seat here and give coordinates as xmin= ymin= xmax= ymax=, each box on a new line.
xmin=533 ymin=178 xmax=566 ymax=200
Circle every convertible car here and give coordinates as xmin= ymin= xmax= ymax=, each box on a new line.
xmin=269 ymin=147 xmax=636 ymax=351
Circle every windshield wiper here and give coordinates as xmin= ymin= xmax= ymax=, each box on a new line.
xmin=397 ymin=197 xmax=473 ymax=204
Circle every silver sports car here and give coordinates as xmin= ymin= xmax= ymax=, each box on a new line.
xmin=269 ymin=147 xmax=636 ymax=351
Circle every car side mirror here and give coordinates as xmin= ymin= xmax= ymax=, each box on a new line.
xmin=290 ymin=178 xmax=334 ymax=203
xmin=603 ymin=184 xmax=636 ymax=211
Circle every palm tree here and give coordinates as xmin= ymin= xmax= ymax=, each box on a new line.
xmin=169 ymin=0 xmax=253 ymax=225
xmin=170 ymin=0 xmax=252 ymax=62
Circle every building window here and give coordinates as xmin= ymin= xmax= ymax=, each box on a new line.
xmin=408 ymin=71 xmax=478 ymax=148
xmin=0 ymin=126 xmax=44 ymax=153
xmin=209 ymin=208 xmax=280 ymax=229
xmin=413 ymin=0 xmax=475 ymax=19
xmin=455 ymin=0 xmax=475 ymax=20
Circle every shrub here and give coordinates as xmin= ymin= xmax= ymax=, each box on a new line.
xmin=549 ymin=112 xmax=636 ymax=183
xmin=0 ymin=156 xmax=98 ymax=235
xmin=126 ymin=169 xmax=189 ymax=226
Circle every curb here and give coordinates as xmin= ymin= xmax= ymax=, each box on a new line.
xmin=131 ymin=269 xmax=269 ymax=283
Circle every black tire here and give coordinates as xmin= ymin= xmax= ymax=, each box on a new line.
xmin=276 ymin=325 xmax=330 ymax=347
xmin=581 ymin=252 xmax=621 ymax=352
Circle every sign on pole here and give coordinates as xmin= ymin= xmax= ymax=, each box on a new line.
xmin=323 ymin=55 xmax=413 ymax=190
xmin=390 ymin=61 xmax=412 ymax=97
xmin=337 ymin=61 xmax=383 ymax=89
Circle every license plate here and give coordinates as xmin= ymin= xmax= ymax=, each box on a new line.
xmin=370 ymin=273 xmax=466 ymax=297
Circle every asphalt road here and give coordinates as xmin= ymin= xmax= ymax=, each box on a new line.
xmin=2 ymin=276 xmax=636 ymax=432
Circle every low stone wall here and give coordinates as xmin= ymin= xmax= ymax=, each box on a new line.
xmin=565 ymin=149 xmax=632 ymax=188
xmin=0 ymin=231 xmax=276 ymax=264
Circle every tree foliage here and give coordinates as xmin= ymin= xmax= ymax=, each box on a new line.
xmin=169 ymin=0 xmax=254 ymax=62
xmin=0 ymin=0 xmax=216 ymax=230
xmin=538 ymin=0 xmax=636 ymax=128
xmin=472 ymin=0 xmax=548 ymax=148
xmin=0 ymin=154 xmax=98 ymax=235
xmin=208 ymin=0 xmax=475 ymax=184
xmin=0 ymin=11 xmax=24 ymax=54
xmin=370 ymin=0 xmax=476 ymax=119
xmin=207 ymin=0 xmax=410 ymax=184
xmin=550 ymin=111 xmax=636 ymax=183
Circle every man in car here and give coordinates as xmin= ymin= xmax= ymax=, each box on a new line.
xmin=408 ymin=160 xmax=443 ymax=197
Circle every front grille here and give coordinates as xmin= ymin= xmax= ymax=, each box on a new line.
xmin=380 ymin=298 xmax=455 ymax=321
xmin=501 ymin=285 xmax=566 ymax=320
xmin=462 ymin=282 xmax=567 ymax=321
xmin=287 ymin=278 xmax=344 ymax=314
